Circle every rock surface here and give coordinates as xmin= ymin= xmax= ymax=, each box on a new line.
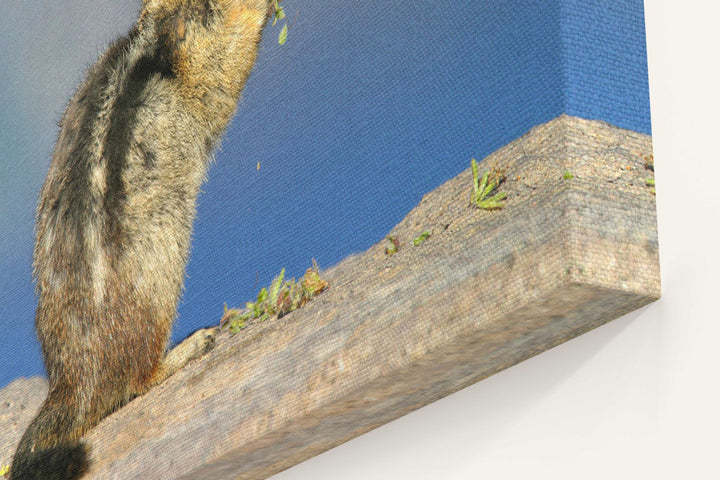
xmin=0 ymin=116 xmax=659 ymax=479
xmin=0 ymin=377 xmax=48 ymax=469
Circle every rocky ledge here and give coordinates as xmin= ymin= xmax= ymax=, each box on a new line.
xmin=1 ymin=115 xmax=660 ymax=479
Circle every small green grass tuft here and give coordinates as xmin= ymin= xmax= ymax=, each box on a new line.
xmin=385 ymin=235 xmax=400 ymax=255
xmin=413 ymin=231 xmax=431 ymax=246
xmin=646 ymin=177 xmax=656 ymax=195
xmin=471 ymin=159 xmax=507 ymax=210
xmin=220 ymin=261 xmax=329 ymax=334
xmin=643 ymin=154 xmax=655 ymax=194
xmin=563 ymin=170 xmax=574 ymax=180
xmin=0 ymin=464 xmax=9 ymax=477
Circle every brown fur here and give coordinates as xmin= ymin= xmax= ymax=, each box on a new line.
xmin=10 ymin=1 xmax=271 ymax=478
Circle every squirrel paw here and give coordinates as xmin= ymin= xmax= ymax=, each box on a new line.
xmin=185 ymin=327 xmax=219 ymax=358
xmin=159 ymin=327 xmax=219 ymax=382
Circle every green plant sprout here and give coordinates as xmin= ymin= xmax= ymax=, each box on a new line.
xmin=413 ymin=231 xmax=431 ymax=246
xmin=471 ymin=158 xmax=507 ymax=210
xmin=563 ymin=170 xmax=574 ymax=180
xmin=220 ymin=262 xmax=329 ymax=334
xmin=385 ymin=235 xmax=400 ymax=255
xmin=0 ymin=464 xmax=9 ymax=477
xmin=272 ymin=0 xmax=289 ymax=45
xmin=643 ymin=154 xmax=656 ymax=194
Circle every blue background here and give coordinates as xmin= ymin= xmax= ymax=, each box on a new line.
xmin=0 ymin=0 xmax=650 ymax=389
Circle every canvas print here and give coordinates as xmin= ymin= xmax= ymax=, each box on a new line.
xmin=0 ymin=1 xmax=658 ymax=478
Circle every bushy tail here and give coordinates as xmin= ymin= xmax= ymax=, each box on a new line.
xmin=10 ymin=389 xmax=89 ymax=480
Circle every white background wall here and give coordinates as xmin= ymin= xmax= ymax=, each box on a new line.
xmin=275 ymin=1 xmax=720 ymax=478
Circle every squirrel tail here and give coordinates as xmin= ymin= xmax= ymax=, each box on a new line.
xmin=10 ymin=387 xmax=90 ymax=480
